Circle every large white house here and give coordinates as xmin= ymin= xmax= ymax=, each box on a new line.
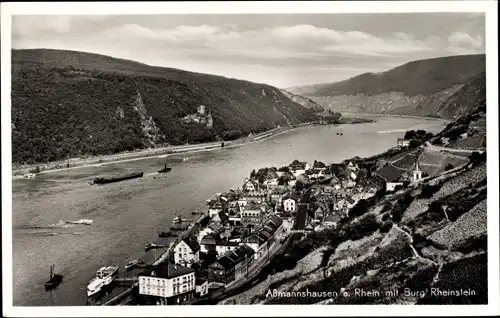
xmin=173 ymin=237 xmax=200 ymax=267
xmin=139 ymin=262 xmax=196 ymax=305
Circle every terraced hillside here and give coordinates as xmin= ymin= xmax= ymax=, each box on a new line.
xmin=224 ymin=160 xmax=487 ymax=305
xmin=11 ymin=49 xmax=317 ymax=164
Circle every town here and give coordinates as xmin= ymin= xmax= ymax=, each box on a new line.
xmin=121 ymin=128 xmax=479 ymax=306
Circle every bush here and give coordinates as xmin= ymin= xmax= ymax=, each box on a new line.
xmin=409 ymin=139 xmax=421 ymax=149
xmin=468 ymin=151 xmax=486 ymax=166
xmin=381 ymin=202 xmax=393 ymax=214
xmin=380 ymin=220 xmax=394 ymax=233
xmin=419 ymin=183 xmax=442 ymax=199
xmin=391 ymin=193 xmax=414 ymax=223
xmin=432 ymin=138 xmax=443 ymax=145
xmin=345 ymin=213 xmax=380 ymax=240
xmin=349 ymin=199 xmax=369 ymax=218
xmin=445 ymin=163 xmax=454 ymax=171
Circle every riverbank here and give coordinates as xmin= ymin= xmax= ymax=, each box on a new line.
xmin=12 ymin=122 xmax=318 ymax=178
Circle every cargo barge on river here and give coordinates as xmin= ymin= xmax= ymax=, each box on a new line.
xmin=91 ymin=172 xmax=144 ymax=185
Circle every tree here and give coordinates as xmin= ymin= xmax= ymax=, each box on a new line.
xmin=295 ymin=180 xmax=305 ymax=193
xmin=409 ymin=139 xmax=420 ymax=149
xmin=349 ymin=199 xmax=369 ymax=218
xmin=445 ymin=163 xmax=454 ymax=171
xmin=404 ymin=130 xmax=417 ymax=140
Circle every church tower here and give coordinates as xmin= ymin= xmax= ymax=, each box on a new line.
xmin=413 ymin=160 xmax=423 ymax=181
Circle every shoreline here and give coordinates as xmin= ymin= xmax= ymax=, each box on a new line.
xmin=11 ymin=114 xmax=445 ymax=178
xmin=11 ymin=123 xmax=317 ymax=178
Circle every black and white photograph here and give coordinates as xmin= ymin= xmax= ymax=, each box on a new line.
xmin=2 ymin=1 xmax=499 ymax=317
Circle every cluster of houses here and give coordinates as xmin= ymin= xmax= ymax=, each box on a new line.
xmin=137 ymin=151 xmax=421 ymax=305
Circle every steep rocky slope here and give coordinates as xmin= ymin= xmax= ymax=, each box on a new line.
xmin=279 ymin=89 xmax=325 ymax=113
xmin=11 ymin=49 xmax=317 ymax=164
xmin=287 ymin=54 xmax=485 ymax=119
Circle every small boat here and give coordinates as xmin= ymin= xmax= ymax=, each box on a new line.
xmin=144 ymin=243 xmax=165 ymax=252
xmin=158 ymin=163 xmax=172 ymax=173
xmin=157 ymin=230 xmax=171 ymax=238
xmin=173 ymin=215 xmax=182 ymax=224
xmin=24 ymin=173 xmax=36 ymax=179
xmin=125 ymin=259 xmax=140 ymax=271
xmin=66 ymin=219 xmax=93 ymax=226
xmin=44 ymin=264 xmax=63 ymax=290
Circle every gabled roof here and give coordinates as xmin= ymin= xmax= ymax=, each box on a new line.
xmin=180 ymin=236 xmax=200 ymax=253
xmin=140 ymin=262 xmax=194 ymax=279
xmin=265 ymin=170 xmax=279 ymax=180
xmin=243 ymin=179 xmax=259 ymax=188
xmin=324 ymin=213 xmax=342 ymax=223
xmin=313 ymin=160 xmax=327 ymax=169
xmin=346 ymin=196 xmax=355 ymax=204
xmin=223 ymin=243 xmax=254 ymax=264
xmin=245 ymin=233 xmax=266 ymax=245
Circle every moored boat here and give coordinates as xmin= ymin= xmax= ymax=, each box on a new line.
xmin=157 ymin=163 xmax=172 ymax=173
xmin=144 ymin=243 xmax=165 ymax=252
xmin=44 ymin=264 xmax=63 ymax=290
xmin=157 ymin=230 xmax=172 ymax=237
xmin=125 ymin=259 xmax=140 ymax=271
xmin=87 ymin=266 xmax=119 ymax=298
xmin=173 ymin=215 xmax=182 ymax=224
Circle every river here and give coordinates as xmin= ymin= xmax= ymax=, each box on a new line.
xmin=11 ymin=116 xmax=446 ymax=306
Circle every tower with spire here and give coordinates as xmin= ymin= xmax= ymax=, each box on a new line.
xmin=413 ymin=159 xmax=423 ymax=182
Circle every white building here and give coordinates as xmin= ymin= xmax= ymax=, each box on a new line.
xmin=173 ymin=237 xmax=200 ymax=267
xmin=138 ymin=262 xmax=196 ymax=305
xmin=195 ymin=278 xmax=209 ymax=298
xmin=283 ymin=197 xmax=297 ymax=213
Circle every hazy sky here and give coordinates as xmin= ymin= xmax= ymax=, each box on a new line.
xmin=11 ymin=13 xmax=485 ymax=88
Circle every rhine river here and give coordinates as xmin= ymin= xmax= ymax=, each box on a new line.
xmin=11 ymin=116 xmax=446 ymax=306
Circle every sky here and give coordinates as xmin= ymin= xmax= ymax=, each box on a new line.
xmin=11 ymin=13 xmax=485 ymax=88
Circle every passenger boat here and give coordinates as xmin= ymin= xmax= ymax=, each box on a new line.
xmin=44 ymin=264 xmax=63 ymax=290
xmin=86 ymin=266 xmax=119 ymax=297
xmin=24 ymin=173 xmax=36 ymax=179
xmin=157 ymin=163 xmax=172 ymax=173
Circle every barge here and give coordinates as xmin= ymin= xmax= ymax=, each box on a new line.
xmin=92 ymin=172 xmax=143 ymax=185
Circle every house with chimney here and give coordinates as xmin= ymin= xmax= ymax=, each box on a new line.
xmin=208 ymin=196 xmax=229 ymax=217
xmin=241 ymin=215 xmax=284 ymax=259
xmin=207 ymin=244 xmax=255 ymax=285
xmin=138 ymin=262 xmax=196 ymax=305
xmin=242 ymin=178 xmax=259 ymax=192
xmin=240 ymin=201 xmax=271 ymax=233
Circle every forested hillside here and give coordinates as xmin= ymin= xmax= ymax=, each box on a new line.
xmin=11 ymin=49 xmax=317 ymax=164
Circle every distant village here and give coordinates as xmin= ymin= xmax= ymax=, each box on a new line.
xmin=135 ymin=135 xmax=435 ymax=305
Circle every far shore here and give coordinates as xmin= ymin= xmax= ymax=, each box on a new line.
xmin=12 ymin=122 xmax=318 ymax=178
xmin=12 ymin=114 xmax=445 ymax=178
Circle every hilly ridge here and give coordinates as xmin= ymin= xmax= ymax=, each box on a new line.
xmin=11 ymin=49 xmax=317 ymax=164
xmin=288 ymin=54 xmax=486 ymax=119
